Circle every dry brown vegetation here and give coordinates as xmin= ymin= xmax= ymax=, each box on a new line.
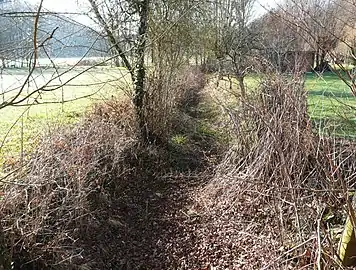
xmin=0 ymin=68 xmax=356 ymax=269
xmin=0 ymin=98 xmax=137 ymax=268
xmin=3 ymin=0 xmax=356 ymax=268
xmin=144 ymin=67 xmax=207 ymax=142
xmin=193 ymin=74 xmax=356 ymax=268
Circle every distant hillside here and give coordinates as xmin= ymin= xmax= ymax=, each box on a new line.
xmin=0 ymin=0 xmax=109 ymax=64
xmin=39 ymin=15 xmax=109 ymax=59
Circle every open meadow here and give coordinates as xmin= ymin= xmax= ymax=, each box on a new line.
xmin=0 ymin=67 xmax=130 ymax=168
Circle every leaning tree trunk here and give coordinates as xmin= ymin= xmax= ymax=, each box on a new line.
xmin=133 ymin=0 xmax=150 ymax=142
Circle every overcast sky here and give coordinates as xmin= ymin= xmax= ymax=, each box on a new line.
xmin=25 ymin=0 xmax=90 ymax=26
xmin=28 ymin=0 xmax=85 ymax=13
xmin=26 ymin=0 xmax=278 ymax=25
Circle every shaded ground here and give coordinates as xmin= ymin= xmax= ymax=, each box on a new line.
xmin=75 ymin=79 xmax=275 ymax=269
xmin=70 ymin=74 xmax=356 ymax=269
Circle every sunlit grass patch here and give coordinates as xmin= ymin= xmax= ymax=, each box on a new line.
xmin=305 ymin=71 xmax=356 ymax=138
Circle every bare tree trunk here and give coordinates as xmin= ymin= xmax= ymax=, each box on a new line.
xmin=133 ymin=0 xmax=150 ymax=142
xmin=88 ymin=0 xmax=151 ymax=142
xmin=315 ymin=47 xmax=320 ymax=70
xmin=237 ymin=76 xmax=246 ymax=98
xmin=314 ymin=48 xmax=330 ymax=72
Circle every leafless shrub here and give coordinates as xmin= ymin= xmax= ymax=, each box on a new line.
xmin=176 ymin=67 xmax=207 ymax=110
xmin=0 ymin=98 xmax=139 ymax=269
xmin=76 ymin=59 xmax=109 ymax=67
xmin=196 ymin=74 xmax=356 ymax=269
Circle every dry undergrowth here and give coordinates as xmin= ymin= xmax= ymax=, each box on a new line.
xmin=196 ymin=74 xmax=356 ymax=269
xmin=0 ymin=98 xmax=138 ymax=269
xmin=144 ymin=67 xmax=206 ymax=141
xmin=1 ymin=68 xmax=355 ymax=269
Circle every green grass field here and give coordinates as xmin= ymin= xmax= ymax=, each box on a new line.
xmin=0 ymin=67 xmax=130 ymax=168
xmin=306 ymin=72 xmax=356 ymax=139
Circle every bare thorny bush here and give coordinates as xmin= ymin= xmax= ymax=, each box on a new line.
xmin=198 ymin=73 xmax=356 ymax=268
xmin=0 ymin=98 xmax=137 ymax=268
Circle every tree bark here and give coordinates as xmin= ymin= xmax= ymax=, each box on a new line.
xmin=237 ymin=76 xmax=246 ymax=98
xmin=133 ymin=0 xmax=150 ymax=142
xmin=315 ymin=47 xmax=320 ymax=70
xmin=89 ymin=0 xmax=151 ymax=142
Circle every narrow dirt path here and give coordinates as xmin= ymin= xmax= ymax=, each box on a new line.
xmin=78 ymin=79 xmax=224 ymax=269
